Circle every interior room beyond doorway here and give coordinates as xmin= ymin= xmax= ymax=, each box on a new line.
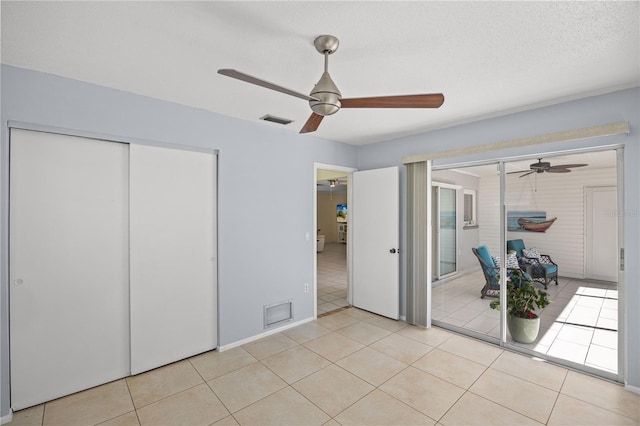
xmin=316 ymin=169 xmax=349 ymax=315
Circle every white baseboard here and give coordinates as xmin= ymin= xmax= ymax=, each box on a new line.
xmin=625 ymin=384 xmax=640 ymax=395
xmin=218 ymin=316 xmax=315 ymax=352
xmin=0 ymin=410 xmax=13 ymax=425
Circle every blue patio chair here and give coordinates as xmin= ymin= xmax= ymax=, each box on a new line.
xmin=472 ymin=245 xmax=530 ymax=298
xmin=507 ymin=239 xmax=558 ymax=289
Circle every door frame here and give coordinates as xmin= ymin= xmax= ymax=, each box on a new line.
xmin=313 ymin=163 xmax=357 ymax=318
xmin=432 ymin=181 xmax=462 ymax=280
xmin=429 ymin=145 xmax=625 ymax=383
xmin=584 ymin=185 xmax=618 ymax=281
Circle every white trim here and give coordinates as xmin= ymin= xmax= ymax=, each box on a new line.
xmin=431 ymin=181 xmax=462 ymax=190
xmin=616 ymin=147 xmax=626 ymax=384
xmin=313 ymin=163 xmax=357 ymax=319
xmin=463 ymin=189 xmax=477 ymax=226
xmin=403 ymin=121 xmax=629 ymax=164
xmin=218 ymin=317 xmax=315 ymax=352
xmin=625 ymin=384 xmax=640 ymax=395
xmin=450 ymin=168 xmax=481 ymax=178
xmin=7 ymin=121 xmax=219 ymax=155
xmin=0 ymin=410 xmax=12 ymax=424
xmin=425 ymin=160 xmax=433 ymax=327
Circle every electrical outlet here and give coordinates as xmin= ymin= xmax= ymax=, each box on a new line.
xmin=304 ymin=283 xmax=309 ymax=293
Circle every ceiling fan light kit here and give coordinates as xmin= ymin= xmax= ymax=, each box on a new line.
xmin=218 ymin=34 xmax=445 ymax=134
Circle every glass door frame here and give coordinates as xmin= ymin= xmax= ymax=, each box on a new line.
xmin=429 ymin=146 xmax=625 ymax=384
xmin=432 ymin=181 xmax=461 ymax=280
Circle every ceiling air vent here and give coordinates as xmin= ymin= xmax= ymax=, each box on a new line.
xmin=260 ymin=114 xmax=293 ymax=125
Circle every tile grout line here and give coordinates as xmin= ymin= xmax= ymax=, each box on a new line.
xmin=187 ymin=357 xmax=237 ymax=423
xmin=465 ymin=388 xmax=549 ymax=425
xmin=544 ymin=369 xmax=570 ymax=425
xmin=122 ymin=377 xmax=143 ymax=426
xmin=460 ymin=349 xmax=560 ymax=425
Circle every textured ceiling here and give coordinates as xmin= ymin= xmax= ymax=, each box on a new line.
xmin=2 ymin=1 xmax=639 ymax=145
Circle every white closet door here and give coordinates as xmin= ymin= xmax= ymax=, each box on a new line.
xmin=9 ymin=129 xmax=130 ymax=410
xmin=130 ymin=144 xmax=217 ymax=374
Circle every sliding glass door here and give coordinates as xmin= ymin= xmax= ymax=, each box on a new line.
xmin=430 ymin=148 xmax=623 ymax=383
xmin=432 ymin=182 xmax=460 ymax=280
xmin=438 ymin=187 xmax=457 ymax=276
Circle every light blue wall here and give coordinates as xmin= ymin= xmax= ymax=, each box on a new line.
xmin=1 ymin=65 xmax=639 ymax=417
xmin=357 ymin=87 xmax=640 ymax=388
xmin=0 ymin=65 xmax=358 ymax=416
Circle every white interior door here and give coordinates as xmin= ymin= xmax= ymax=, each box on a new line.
xmin=586 ymin=186 xmax=618 ymax=281
xmin=352 ymin=167 xmax=399 ymax=319
xmin=9 ymin=129 xmax=130 ymax=410
xmin=130 ymin=144 xmax=217 ymax=374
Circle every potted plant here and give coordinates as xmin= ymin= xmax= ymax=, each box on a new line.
xmin=489 ymin=269 xmax=551 ymax=344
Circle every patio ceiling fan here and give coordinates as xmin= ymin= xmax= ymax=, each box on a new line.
xmin=218 ymin=35 xmax=445 ymax=134
xmin=509 ymin=158 xmax=588 ymax=178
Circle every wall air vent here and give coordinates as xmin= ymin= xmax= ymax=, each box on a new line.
xmin=264 ymin=300 xmax=293 ymax=328
xmin=260 ymin=115 xmax=293 ymax=125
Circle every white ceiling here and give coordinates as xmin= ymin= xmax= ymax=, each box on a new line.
xmin=2 ymin=1 xmax=638 ymax=145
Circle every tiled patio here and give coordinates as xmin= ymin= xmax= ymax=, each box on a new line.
xmin=432 ymin=270 xmax=618 ymax=374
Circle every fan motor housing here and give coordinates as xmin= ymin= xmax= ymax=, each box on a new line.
xmin=531 ymin=161 xmax=550 ymax=171
xmin=309 ymin=72 xmax=342 ymax=116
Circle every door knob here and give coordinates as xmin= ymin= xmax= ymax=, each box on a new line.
xmin=389 ymin=248 xmax=397 ymax=254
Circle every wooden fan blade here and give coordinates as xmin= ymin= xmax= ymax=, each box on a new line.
xmin=519 ymin=171 xmax=536 ymax=178
xmin=218 ymin=69 xmax=318 ymax=102
xmin=341 ymin=93 xmax=444 ymax=108
xmin=300 ymin=113 xmax=324 ymax=133
xmin=546 ymin=168 xmax=571 ymax=173
xmin=507 ymin=170 xmax=531 ymax=174
xmin=552 ymin=163 xmax=588 ymax=169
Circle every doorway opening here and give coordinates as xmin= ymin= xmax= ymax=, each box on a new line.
xmin=314 ymin=164 xmax=356 ymax=317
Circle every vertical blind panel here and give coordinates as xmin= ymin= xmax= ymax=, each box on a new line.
xmin=406 ymin=161 xmax=429 ymax=327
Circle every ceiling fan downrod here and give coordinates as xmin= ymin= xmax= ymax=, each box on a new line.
xmin=309 ymin=35 xmax=342 ymax=116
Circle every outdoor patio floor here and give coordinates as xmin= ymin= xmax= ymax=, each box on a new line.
xmin=432 ymin=270 xmax=618 ymax=374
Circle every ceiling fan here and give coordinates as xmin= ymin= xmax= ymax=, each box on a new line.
xmin=317 ymin=178 xmax=347 ymax=188
xmin=218 ymin=35 xmax=444 ymax=134
xmin=509 ymin=158 xmax=588 ymax=178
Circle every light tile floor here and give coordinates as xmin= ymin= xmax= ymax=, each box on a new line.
xmin=433 ymin=270 xmax=619 ymax=373
xmin=317 ymin=243 xmax=348 ymax=314
xmin=10 ymin=308 xmax=639 ymax=425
